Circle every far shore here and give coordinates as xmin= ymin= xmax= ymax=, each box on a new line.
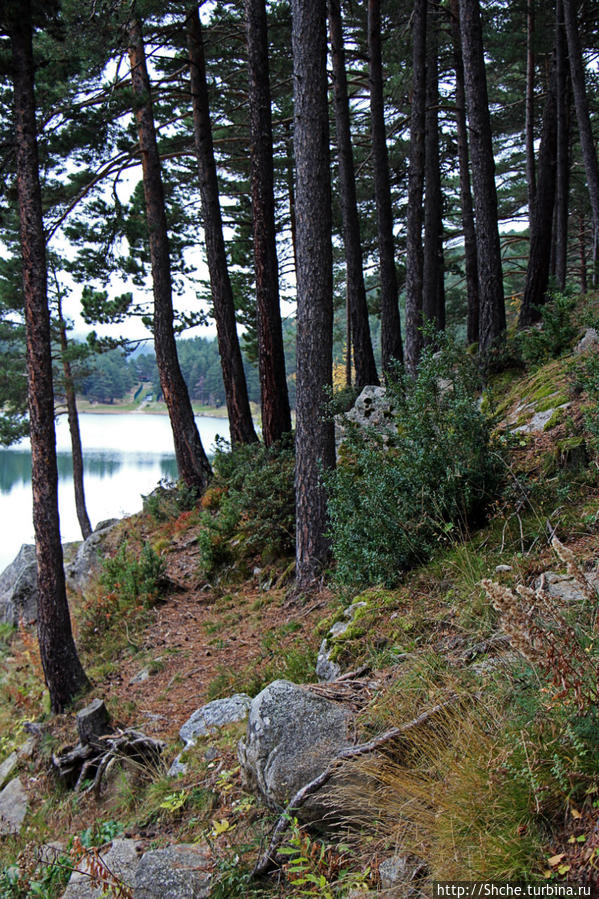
xmin=74 ymin=398 xmax=237 ymax=419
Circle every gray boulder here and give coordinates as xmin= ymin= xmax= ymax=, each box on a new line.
xmin=66 ymin=519 xmax=118 ymax=595
xmin=0 ymin=544 xmax=38 ymax=626
xmin=169 ymin=693 xmax=252 ymax=776
xmin=134 ymin=843 xmax=211 ymax=899
xmin=0 ymin=776 xmax=28 ymax=835
xmin=238 ymin=680 xmax=353 ymax=821
xmin=335 ymin=385 xmax=396 ymax=446
xmin=575 ymin=328 xmax=599 ymax=354
xmin=62 ymin=838 xmax=142 ymax=899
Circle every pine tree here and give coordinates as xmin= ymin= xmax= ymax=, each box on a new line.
xmin=6 ymin=0 xmax=89 ymax=712
xmin=292 ymin=0 xmax=335 ymax=588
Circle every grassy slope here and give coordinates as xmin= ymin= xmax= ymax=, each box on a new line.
xmin=2 ymin=326 xmax=599 ymax=895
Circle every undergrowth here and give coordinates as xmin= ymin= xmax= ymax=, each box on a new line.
xmin=327 ymin=337 xmax=504 ymax=586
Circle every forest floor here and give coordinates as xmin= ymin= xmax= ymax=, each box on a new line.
xmin=2 ymin=332 xmax=599 ymax=896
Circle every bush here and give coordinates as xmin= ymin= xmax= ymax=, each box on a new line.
xmin=80 ymin=543 xmax=166 ymax=648
xmin=519 ymin=291 xmax=577 ymax=368
xmin=196 ymin=434 xmax=295 ymax=578
xmin=327 ymin=338 xmax=503 ymax=586
xmin=143 ymin=478 xmax=200 ymax=522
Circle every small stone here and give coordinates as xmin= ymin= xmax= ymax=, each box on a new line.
xmin=130 ymin=668 xmax=151 ymax=685
xmin=315 ymin=638 xmax=341 ymax=682
xmin=379 ymin=853 xmax=424 ymax=889
xmin=535 ymin=571 xmax=599 ymax=603
xmin=204 ymin=746 xmax=219 ymax=762
xmin=0 ymin=776 xmax=28 ymax=835
xmin=0 ymin=752 xmax=18 ymax=789
xmin=167 ymin=754 xmax=188 ymax=778
xmin=495 ymin=564 xmax=512 ymax=573
xmin=77 ymin=698 xmax=110 ymax=747
xmin=133 ymin=843 xmax=211 ymax=898
xmin=179 ymin=694 xmax=251 ymax=747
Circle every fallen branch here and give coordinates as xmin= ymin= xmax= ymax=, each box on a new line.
xmin=252 ymin=696 xmax=457 ymax=877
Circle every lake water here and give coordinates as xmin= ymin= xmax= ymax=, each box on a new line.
xmin=0 ymin=412 xmax=230 ymax=573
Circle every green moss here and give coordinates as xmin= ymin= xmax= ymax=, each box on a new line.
xmin=534 ymin=391 xmax=569 ymax=412
xmin=543 ymin=408 xmax=564 ymax=431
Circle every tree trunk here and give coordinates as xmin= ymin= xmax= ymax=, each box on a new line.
xmin=579 ymin=213 xmax=588 ymax=293
xmin=368 ymin=0 xmax=403 ymax=373
xmin=56 ymin=292 xmax=92 ymax=540
xmin=554 ymin=0 xmax=570 ymax=291
xmin=291 ymin=0 xmax=335 ymax=588
xmin=128 ymin=15 xmax=212 ymax=490
xmin=450 ymin=0 xmax=479 ymax=346
xmin=525 ymin=0 xmax=536 ymax=226
xmin=329 ymin=0 xmax=379 ymax=389
xmin=405 ymin=0 xmax=427 ymax=374
xmin=519 ymin=54 xmax=558 ymax=328
xmin=245 ymin=0 xmax=292 ymax=445
xmin=562 ymin=0 xmax=599 ymax=247
xmin=423 ymin=0 xmax=445 ymax=341
xmin=458 ymin=0 xmax=506 ymax=352
xmin=187 ymin=7 xmax=258 ymax=446
xmin=10 ymin=5 xmax=89 ymax=713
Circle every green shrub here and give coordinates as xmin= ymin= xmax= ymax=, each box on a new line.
xmin=99 ymin=542 xmax=166 ymax=608
xmin=80 ymin=543 xmax=166 ymax=649
xmin=327 ymin=338 xmax=503 ymax=586
xmin=196 ymin=434 xmax=295 ymax=578
xmin=143 ymin=478 xmax=200 ymax=522
xmin=519 ymin=291 xmax=577 ymax=367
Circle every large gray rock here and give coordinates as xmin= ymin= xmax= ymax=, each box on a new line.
xmin=0 ymin=776 xmax=28 ymax=835
xmin=0 ymin=544 xmax=38 ymax=626
xmin=238 ymin=680 xmax=353 ymax=821
xmin=133 ymin=843 xmax=211 ymax=898
xmin=575 ymin=328 xmax=599 ymax=354
xmin=169 ymin=694 xmax=252 ymax=777
xmin=335 ymin=385 xmax=397 ymax=449
xmin=66 ymin=519 xmax=118 ymax=595
xmin=62 ymin=838 xmax=142 ymax=899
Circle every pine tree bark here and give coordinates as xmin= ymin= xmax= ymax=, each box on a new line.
xmin=579 ymin=214 xmax=588 ymax=292
xmin=368 ymin=0 xmax=403 ymax=373
xmin=422 ymin=0 xmax=445 ymax=340
xmin=405 ymin=0 xmax=427 ymax=374
xmin=187 ymin=7 xmax=258 ymax=446
xmin=245 ymin=0 xmax=292 ymax=445
xmin=519 ymin=54 xmax=558 ymax=327
xmin=554 ymin=0 xmax=570 ymax=291
xmin=525 ymin=0 xmax=536 ymax=226
xmin=458 ymin=0 xmax=506 ymax=352
xmin=291 ymin=0 xmax=335 ymax=588
xmin=128 ymin=15 xmax=212 ymax=490
xmin=10 ymin=4 xmax=89 ymax=712
xmin=57 ymin=293 xmax=92 ymax=540
xmin=450 ymin=0 xmax=479 ymax=346
xmin=328 ymin=0 xmax=379 ymax=389
xmin=562 ymin=0 xmax=599 ymax=245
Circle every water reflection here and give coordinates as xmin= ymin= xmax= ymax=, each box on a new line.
xmin=0 ymin=412 xmax=227 ymax=571
xmin=0 ymin=449 xmax=179 ymax=494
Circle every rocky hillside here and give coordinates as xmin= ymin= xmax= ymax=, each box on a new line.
xmin=1 ymin=306 xmax=599 ymax=897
